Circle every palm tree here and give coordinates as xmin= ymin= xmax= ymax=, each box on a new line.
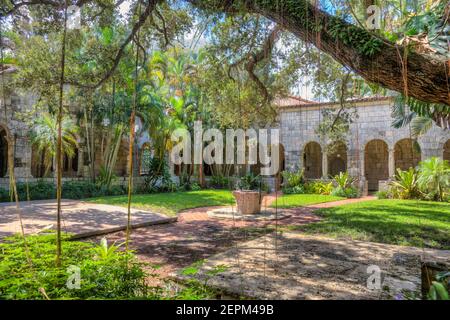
xmin=30 ymin=113 xmax=79 ymax=177
xmin=391 ymin=94 xmax=450 ymax=137
xmin=417 ymin=157 xmax=450 ymax=202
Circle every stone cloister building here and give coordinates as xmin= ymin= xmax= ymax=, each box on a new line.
xmin=277 ymin=96 xmax=450 ymax=192
xmin=2 ymin=61 xmax=450 ymax=193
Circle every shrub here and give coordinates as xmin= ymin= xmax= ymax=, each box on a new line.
xmin=283 ymin=185 xmax=305 ymax=194
xmin=281 ymin=169 xmax=304 ymax=189
xmin=331 ymin=186 xmax=359 ymax=198
xmin=62 ymin=180 xmax=98 ymax=199
xmin=417 ymin=157 xmax=449 ymax=202
xmin=375 ymin=190 xmax=391 ymax=199
xmin=389 ymin=168 xmax=420 ymax=199
xmin=209 ymin=175 xmax=230 ymax=189
xmin=0 ymin=187 xmax=10 ymax=202
xmin=306 ymin=181 xmax=333 ymax=195
xmin=16 ymin=180 xmax=56 ymax=201
xmin=0 ymin=234 xmax=151 ymax=299
xmin=332 ymin=172 xmax=354 ymax=189
xmin=238 ymin=173 xmax=261 ymax=191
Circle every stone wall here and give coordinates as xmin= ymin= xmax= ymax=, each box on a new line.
xmin=278 ymin=97 xmax=450 ymax=191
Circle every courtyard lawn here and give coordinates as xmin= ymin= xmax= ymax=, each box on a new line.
xmin=293 ymin=199 xmax=450 ymax=249
xmin=270 ymin=194 xmax=344 ymax=208
xmin=85 ymin=189 xmax=235 ymax=216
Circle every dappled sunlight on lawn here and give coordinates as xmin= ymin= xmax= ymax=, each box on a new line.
xmin=85 ymin=189 xmax=235 ymax=216
xmin=297 ymin=199 xmax=450 ymax=249
xmin=270 ymin=194 xmax=345 ymax=208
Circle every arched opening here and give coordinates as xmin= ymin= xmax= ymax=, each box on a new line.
xmin=365 ymin=139 xmax=389 ymax=191
xmin=443 ymin=139 xmax=450 ymax=162
xmin=394 ymin=138 xmax=421 ymax=171
xmin=62 ymin=148 xmax=79 ymax=177
xmin=31 ymin=145 xmax=51 ymax=178
xmin=303 ymin=142 xmax=322 ymax=179
xmin=0 ymin=127 xmax=9 ymax=178
xmin=327 ymin=141 xmax=347 ymax=177
xmin=139 ymin=143 xmax=152 ymax=176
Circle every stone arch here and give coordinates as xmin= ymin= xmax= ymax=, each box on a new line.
xmin=0 ymin=124 xmax=11 ymax=178
xmin=364 ymin=139 xmax=389 ymax=191
xmin=327 ymin=141 xmax=347 ymax=177
xmin=303 ymin=141 xmax=322 ymax=179
xmin=139 ymin=142 xmax=152 ymax=175
xmin=443 ymin=139 xmax=450 ymax=162
xmin=31 ymin=144 xmax=50 ymax=178
xmin=394 ymin=138 xmax=421 ymax=171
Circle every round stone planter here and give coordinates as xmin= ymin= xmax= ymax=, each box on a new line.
xmin=232 ymin=190 xmax=264 ymax=215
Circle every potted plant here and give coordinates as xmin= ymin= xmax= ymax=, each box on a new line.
xmin=233 ymin=173 xmax=265 ymax=214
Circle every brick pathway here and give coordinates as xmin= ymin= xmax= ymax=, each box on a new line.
xmin=0 ymin=199 xmax=175 ymax=239
xmin=96 ymin=195 xmax=376 ymax=284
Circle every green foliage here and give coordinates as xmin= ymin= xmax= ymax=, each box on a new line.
xmin=281 ymin=169 xmax=306 ymax=194
xmin=387 ymin=158 xmax=450 ymax=202
xmin=16 ymin=180 xmax=56 ymax=201
xmin=332 ymin=171 xmax=354 ymax=189
xmin=62 ymin=180 xmax=126 ymax=199
xmin=327 ymin=18 xmax=382 ymax=57
xmin=298 ymin=199 xmax=450 ymax=249
xmin=209 ymin=175 xmax=230 ymax=189
xmin=0 ymin=180 xmax=127 ymax=202
xmin=0 ymin=180 xmax=56 ymax=202
xmin=238 ymin=173 xmax=262 ymax=191
xmin=0 ymin=234 xmax=150 ymax=299
xmin=283 ymin=185 xmax=305 ymax=195
xmin=428 ymin=271 xmax=450 ymax=300
xmin=271 ymin=193 xmax=344 ymax=209
xmin=29 ymin=113 xmax=79 ymax=177
xmin=417 ymin=157 xmax=450 ymax=202
xmin=375 ymin=190 xmax=390 ymax=200
xmin=390 ymin=168 xmax=420 ymax=200
xmin=331 ymin=186 xmax=359 ymax=198
xmin=86 ymin=189 xmax=235 ymax=217
xmin=139 ymin=156 xmax=176 ymax=193
xmin=392 ymin=95 xmax=450 ymax=137
xmin=306 ymin=181 xmax=334 ymax=195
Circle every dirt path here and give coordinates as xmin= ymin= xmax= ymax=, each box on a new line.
xmin=94 ymin=195 xmax=376 ymax=285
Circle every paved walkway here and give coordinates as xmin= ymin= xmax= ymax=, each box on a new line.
xmin=94 ymin=195 xmax=376 ymax=284
xmin=0 ymin=199 xmax=175 ymax=239
xmin=177 ymin=232 xmax=450 ymax=300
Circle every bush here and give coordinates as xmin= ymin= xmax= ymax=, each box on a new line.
xmin=306 ymin=181 xmax=333 ymax=195
xmin=417 ymin=157 xmax=449 ymax=202
xmin=0 ymin=233 xmax=151 ymax=299
xmin=389 ymin=168 xmax=421 ymax=200
xmin=332 ymin=172 xmax=354 ymax=189
xmin=62 ymin=180 xmax=98 ymax=199
xmin=209 ymin=175 xmax=230 ymax=189
xmin=331 ymin=186 xmax=359 ymax=198
xmin=375 ymin=190 xmax=390 ymax=199
xmin=281 ymin=169 xmax=304 ymax=189
xmin=283 ymin=185 xmax=305 ymax=194
xmin=238 ymin=173 xmax=262 ymax=191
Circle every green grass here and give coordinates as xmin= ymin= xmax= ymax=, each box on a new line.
xmin=270 ymin=194 xmax=344 ymax=208
xmin=292 ymin=199 xmax=450 ymax=249
xmin=85 ymin=189 xmax=235 ymax=216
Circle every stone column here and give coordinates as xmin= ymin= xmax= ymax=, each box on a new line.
xmin=322 ymin=153 xmax=328 ymax=178
xmin=388 ymin=148 xmax=395 ymax=178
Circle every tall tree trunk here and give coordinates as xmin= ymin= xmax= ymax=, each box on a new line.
xmin=55 ymin=2 xmax=68 ymax=267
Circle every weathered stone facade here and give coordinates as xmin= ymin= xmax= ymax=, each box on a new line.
xmin=0 ymin=69 xmax=139 ymax=188
xmin=278 ymin=96 xmax=450 ymax=192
